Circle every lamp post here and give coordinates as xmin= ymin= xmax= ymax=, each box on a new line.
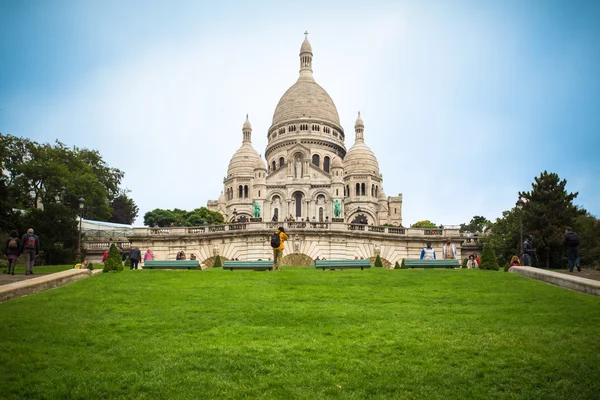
xmin=76 ymin=197 xmax=86 ymax=262
xmin=516 ymin=195 xmax=525 ymax=256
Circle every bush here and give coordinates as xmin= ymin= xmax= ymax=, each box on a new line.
xmin=213 ymin=255 xmax=222 ymax=269
xmin=461 ymin=258 xmax=468 ymax=269
xmin=374 ymin=254 xmax=383 ymax=268
xmin=480 ymin=242 xmax=500 ymax=271
xmin=503 ymin=262 xmax=510 ymax=272
xmin=124 ymin=257 xmax=132 ymax=268
xmin=103 ymin=244 xmax=123 ymax=273
xmin=394 ymin=261 xmax=400 ymax=269
xmin=400 ymin=259 xmax=407 ymax=269
xmin=87 ymin=262 xmax=94 ymax=271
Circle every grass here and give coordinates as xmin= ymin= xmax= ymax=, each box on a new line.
xmin=1 ymin=264 xmax=75 ymax=275
xmin=1 ymin=267 xmax=599 ymax=399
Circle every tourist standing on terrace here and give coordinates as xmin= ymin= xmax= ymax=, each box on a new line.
xmin=271 ymin=226 xmax=288 ymax=271
xmin=129 ymin=246 xmax=141 ymax=270
xmin=4 ymin=230 xmax=20 ymax=275
xmin=20 ymin=228 xmax=39 ymax=275
xmin=442 ymin=238 xmax=457 ymax=259
xmin=420 ymin=242 xmax=436 ymax=260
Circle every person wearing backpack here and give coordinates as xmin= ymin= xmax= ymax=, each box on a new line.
xmin=20 ymin=228 xmax=40 ymax=275
xmin=4 ymin=230 xmax=21 ymax=275
xmin=563 ymin=226 xmax=581 ymax=272
xmin=270 ymin=226 xmax=288 ymax=271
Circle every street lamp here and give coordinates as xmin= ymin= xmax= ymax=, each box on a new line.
xmin=516 ymin=195 xmax=525 ymax=256
xmin=76 ymin=196 xmax=86 ymax=262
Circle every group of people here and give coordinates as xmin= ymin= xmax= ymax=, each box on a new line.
xmin=420 ymin=239 xmax=458 ymax=261
xmin=175 ymin=251 xmax=197 ymax=260
xmin=3 ymin=228 xmax=40 ymax=275
xmin=517 ymin=227 xmax=580 ymax=272
xmin=101 ymin=247 xmax=154 ymax=270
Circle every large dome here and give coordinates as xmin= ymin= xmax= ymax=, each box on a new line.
xmin=272 ymin=80 xmax=340 ymax=127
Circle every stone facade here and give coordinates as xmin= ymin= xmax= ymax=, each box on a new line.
xmin=207 ymin=36 xmax=402 ymax=227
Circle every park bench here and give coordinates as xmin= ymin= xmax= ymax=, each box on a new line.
xmin=401 ymin=259 xmax=460 ymax=269
xmin=315 ymin=259 xmax=372 ymax=270
xmin=143 ymin=260 xmax=200 ymax=270
xmin=223 ymin=260 xmax=273 ymax=271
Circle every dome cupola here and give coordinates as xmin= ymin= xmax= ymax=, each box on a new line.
xmin=343 ymin=112 xmax=380 ymax=176
xmin=227 ymin=115 xmax=261 ymax=178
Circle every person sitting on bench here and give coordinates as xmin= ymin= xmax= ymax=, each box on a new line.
xmin=420 ymin=242 xmax=436 ymax=260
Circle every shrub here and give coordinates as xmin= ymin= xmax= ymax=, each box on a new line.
xmin=87 ymin=263 xmax=94 ymax=271
xmin=374 ymin=254 xmax=383 ymax=268
xmin=461 ymin=258 xmax=468 ymax=269
xmin=124 ymin=257 xmax=132 ymax=269
xmin=0 ymin=259 xmax=8 ymax=269
xmin=480 ymin=242 xmax=500 ymax=271
xmin=394 ymin=261 xmax=400 ymax=269
xmin=400 ymin=259 xmax=407 ymax=269
xmin=503 ymin=262 xmax=510 ymax=272
xmin=103 ymin=244 xmax=123 ymax=273
xmin=213 ymin=255 xmax=222 ymax=269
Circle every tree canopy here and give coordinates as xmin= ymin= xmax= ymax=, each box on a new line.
xmin=411 ymin=220 xmax=438 ymax=229
xmin=143 ymin=207 xmax=224 ymax=227
xmin=460 ymin=216 xmax=490 ymax=233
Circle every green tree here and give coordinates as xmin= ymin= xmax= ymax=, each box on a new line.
xmin=460 ymin=216 xmax=490 ymax=233
xmin=411 ymin=220 xmax=438 ymax=228
xmin=479 ymin=242 xmax=499 ymax=270
xmin=574 ymin=213 xmax=600 ymax=268
xmin=103 ymin=244 xmax=123 ymax=273
xmin=486 ymin=208 xmax=521 ymax=269
xmin=110 ymin=194 xmax=139 ymax=224
xmin=144 ymin=207 xmax=224 ymax=227
xmin=374 ymin=254 xmax=383 ymax=267
xmin=394 ymin=261 xmax=400 ymax=269
xmin=213 ymin=255 xmax=222 ymax=269
xmin=520 ymin=171 xmax=584 ymax=268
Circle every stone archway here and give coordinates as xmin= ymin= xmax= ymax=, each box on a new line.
xmin=202 ymin=255 xmax=230 ymax=269
xmin=369 ymin=256 xmax=392 ymax=268
xmin=282 ymin=253 xmax=314 ymax=267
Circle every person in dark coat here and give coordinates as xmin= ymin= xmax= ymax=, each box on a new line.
xmin=129 ymin=247 xmax=142 ymax=270
xmin=20 ymin=228 xmax=40 ymax=275
xmin=4 ymin=230 xmax=21 ymax=275
xmin=563 ymin=227 xmax=581 ymax=272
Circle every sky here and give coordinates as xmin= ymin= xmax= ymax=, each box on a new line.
xmin=1 ymin=0 xmax=599 ymax=226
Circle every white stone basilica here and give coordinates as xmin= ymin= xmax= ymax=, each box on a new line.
xmin=207 ymin=36 xmax=403 ymax=226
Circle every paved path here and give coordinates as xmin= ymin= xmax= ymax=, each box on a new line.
xmin=509 ymin=266 xmax=600 ymax=296
xmin=0 ymin=274 xmax=39 ymax=286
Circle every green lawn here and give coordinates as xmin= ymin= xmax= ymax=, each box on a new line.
xmin=1 ymin=268 xmax=599 ymax=399
xmin=2 ymin=264 xmax=75 ymax=275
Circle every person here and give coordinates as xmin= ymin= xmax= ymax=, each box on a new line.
xmin=466 ymin=254 xmax=478 ymax=269
xmin=144 ymin=249 xmax=154 ymax=262
xmin=522 ymin=235 xmax=534 ymax=266
xmin=563 ymin=226 xmax=581 ymax=272
xmin=311 ymin=216 xmax=316 ymax=222
xmin=4 ymin=230 xmax=21 ymax=275
xmin=270 ymin=226 xmax=289 ymax=271
xmin=510 ymin=255 xmax=521 ymax=267
xmin=190 ymin=253 xmax=197 ymax=260
xmin=442 ymin=238 xmax=457 ymax=260
xmin=129 ymin=246 xmax=142 ymax=270
xmin=272 ymin=214 xmax=278 ymax=222
xmin=102 ymin=250 xmax=108 ymax=263
xmin=420 ymin=242 xmax=436 ymax=260
xmin=20 ymin=228 xmax=40 ymax=275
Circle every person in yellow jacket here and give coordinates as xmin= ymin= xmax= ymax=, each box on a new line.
xmin=271 ymin=226 xmax=289 ymax=271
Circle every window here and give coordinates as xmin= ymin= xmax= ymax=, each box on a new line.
xmin=279 ymin=157 xmax=285 ymax=167
xmin=355 ymin=183 xmax=360 ymax=196
xmin=238 ymin=185 xmax=243 ymax=198
xmin=336 ymin=189 xmax=339 ymax=196
xmin=312 ymin=154 xmax=320 ymax=167
xmin=244 ymin=185 xmax=249 ymax=198
xmin=323 ymin=156 xmax=330 ymax=173
xmin=361 ymin=183 xmax=366 ymax=196
xmin=272 ymin=161 xmax=276 ymax=171
xmin=371 ymin=184 xmax=374 ymax=197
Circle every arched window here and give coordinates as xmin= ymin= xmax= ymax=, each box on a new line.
xmin=272 ymin=161 xmax=276 ymax=171
xmin=336 ymin=189 xmax=339 ymax=196
xmin=371 ymin=184 xmax=374 ymax=197
xmin=375 ymin=186 xmax=379 ymax=198
xmin=294 ymin=192 xmax=303 ymax=218
xmin=355 ymin=183 xmax=360 ymax=196
xmin=238 ymin=186 xmax=243 ymax=198
xmin=323 ymin=156 xmax=330 ymax=173
xmin=258 ymin=190 xmax=261 ymax=197
xmin=346 ymin=185 xmax=350 ymax=197
xmin=361 ymin=183 xmax=366 ymax=196
xmin=279 ymin=157 xmax=285 ymax=168
xmin=312 ymin=154 xmax=320 ymax=167
xmin=244 ymin=185 xmax=249 ymax=198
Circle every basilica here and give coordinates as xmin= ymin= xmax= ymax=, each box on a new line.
xmin=207 ymin=36 xmax=403 ymax=226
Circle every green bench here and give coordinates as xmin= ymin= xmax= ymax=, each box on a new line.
xmin=223 ymin=260 xmax=273 ymax=271
xmin=401 ymin=259 xmax=460 ymax=269
xmin=143 ymin=260 xmax=200 ymax=270
xmin=315 ymin=259 xmax=372 ymax=270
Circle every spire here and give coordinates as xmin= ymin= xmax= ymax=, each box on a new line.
xmin=354 ymin=111 xmax=364 ymax=141
xmin=242 ymin=114 xmax=252 ymax=143
xmin=299 ymin=32 xmax=314 ymax=81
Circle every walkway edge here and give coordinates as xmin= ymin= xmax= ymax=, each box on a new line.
xmin=0 ymin=269 xmax=100 ymax=302
xmin=509 ymin=266 xmax=600 ymax=296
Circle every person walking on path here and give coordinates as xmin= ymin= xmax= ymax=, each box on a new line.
xmin=129 ymin=246 xmax=142 ymax=270
xmin=522 ymin=235 xmax=534 ymax=266
xmin=20 ymin=228 xmax=39 ymax=275
xmin=271 ymin=226 xmax=289 ymax=271
xmin=563 ymin=226 xmax=581 ymax=272
xmin=442 ymin=238 xmax=457 ymax=260
xmin=420 ymin=242 xmax=436 ymax=260
xmin=4 ymin=230 xmax=21 ymax=275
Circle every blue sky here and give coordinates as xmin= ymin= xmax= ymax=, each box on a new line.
xmin=1 ymin=0 xmax=599 ymax=225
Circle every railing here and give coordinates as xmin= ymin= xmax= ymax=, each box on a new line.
xmin=82 ymin=229 xmax=133 ymax=238
xmin=84 ymin=241 xmax=131 ymax=250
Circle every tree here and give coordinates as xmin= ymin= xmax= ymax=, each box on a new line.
xmin=374 ymin=254 xmax=383 ymax=267
xmin=460 ymin=216 xmax=490 ymax=233
xmin=411 ymin=220 xmax=437 ymax=228
xmin=103 ymin=244 xmax=123 ymax=273
xmin=479 ymin=242 xmax=499 ymax=270
xmin=486 ymin=209 xmax=521 ymax=269
xmin=110 ymin=194 xmax=139 ymax=225
xmin=213 ymin=255 xmax=222 ymax=269
xmin=143 ymin=207 xmax=224 ymax=227
xmin=394 ymin=261 xmax=400 ymax=269
xmin=520 ymin=171 xmax=584 ymax=268
xmin=574 ymin=213 xmax=600 ymax=269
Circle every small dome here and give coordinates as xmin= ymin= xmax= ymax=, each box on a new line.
xmin=378 ymin=190 xmax=387 ymax=201
xmin=300 ymin=38 xmax=312 ymax=54
xmin=254 ymin=156 xmax=267 ymax=170
xmin=227 ymin=143 xmax=261 ymax=177
xmin=331 ymin=156 xmax=342 ymax=168
xmin=218 ymin=192 xmax=226 ymax=204
xmin=344 ymin=142 xmax=380 ymax=176
xmin=243 ymin=114 xmax=252 ymax=130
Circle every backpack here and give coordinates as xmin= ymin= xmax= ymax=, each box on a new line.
xmin=8 ymin=238 xmax=18 ymax=249
xmin=270 ymin=232 xmax=281 ymax=248
xmin=567 ymin=232 xmax=580 ymax=246
xmin=25 ymin=235 xmax=37 ymax=249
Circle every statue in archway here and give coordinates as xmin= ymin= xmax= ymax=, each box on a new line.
xmin=294 ymin=157 xmax=302 ymax=178
xmin=334 ymin=200 xmax=341 ymax=218
xmin=252 ymin=201 xmax=261 ymax=218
